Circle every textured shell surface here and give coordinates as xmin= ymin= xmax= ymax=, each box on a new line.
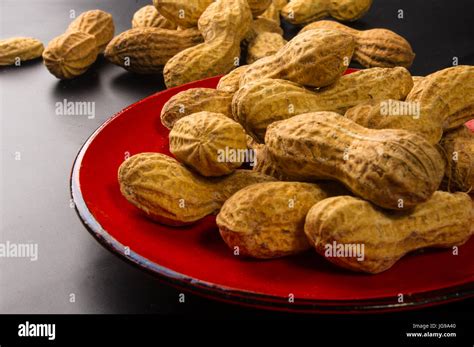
xmin=253 ymin=144 xmax=290 ymax=180
xmin=247 ymin=0 xmax=273 ymax=17
xmin=118 ymin=153 xmax=274 ymax=225
xmin=304 ymin=191 xmax=473 ymax=273
xmin=282 ymin=0 xmax=372 ymax=24
xmin=355 ymin=28 xmax=415 ymax=68
xmin=240 ymin=28 xmax=356 ymax=88
xmin=244 ymin=17 xmax=284 ymax=44
xmin=104 ymin=27 xmax=203 ymax=74
xmin=164 ymin=37 xmax=241 ymax=88
xmin=233 ymin=67 xmax=414 ymax=142
xmin=412 ymin=76 xmax=425 ymax=89
xmin=0 ymin=37 xmax=44 ymax=65
xmin=216 ymin=181 xmax=335 ymax=258
xmin=132 ymin=5 xmax=177 ymax=29
xmin=406 ymin=65 xmax=474 ymax=130
xmin=300 ymin=20 xmax=358 ymax=36
xmin=154 ymin=0 xmax=214 ymax=28
xmin=247 ymin=32 xmax=287 ymax=64
xmin=169 ymin=112 xmax=248 ymax=176
xmin=344 ymin=99 xmax=442 ymax=145
xmin=281 ymin=0 xmax=328 ymax=24
xmin=328 ymin=0 xmax=373 ymax=21
xmin=216 ymin=65 xmax=249 ymax=93
xmin=265 ymin=112 xmax=445 ymax=209
xmin=161 ymin=88 xmax=233 ymax=129
xmin=440 ymin=126 xmax=474 ymax=192
xmin=314 ymin=67 xmax=414 ymax=112
xmin=198 ymin=0 xmax=252 ymax=42
xmin=301 ymin=20 xmax=415 ymax=68
xmin=43 ymin=31 xmax=98 ymax=79
xmin=164 ymin=0 xmax=252 ymax=87
xmin=258 ymin=0 xmax=283 ymax=24
xmin=67 ymin=9 xmax=115 ymax=52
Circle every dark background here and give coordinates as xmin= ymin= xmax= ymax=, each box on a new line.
xmin=0 ymin=0 xmax=473 ymax=320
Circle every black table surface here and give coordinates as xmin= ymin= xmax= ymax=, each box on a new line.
xmin=1 ymin=0 xmax=473 ymax=318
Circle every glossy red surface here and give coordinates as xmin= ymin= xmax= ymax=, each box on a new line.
xmin=75 ymin=71 xmax=474 ymax=311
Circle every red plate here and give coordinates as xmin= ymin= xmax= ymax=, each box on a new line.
xmin=71 ymin=71 xmax=474 ymax=313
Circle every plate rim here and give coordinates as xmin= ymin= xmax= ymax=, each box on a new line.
xmin=70 ymin=76 xmax=474 ymax=314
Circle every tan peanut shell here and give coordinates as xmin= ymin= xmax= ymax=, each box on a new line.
xmin=163 ymin=0 xmax=252 ymax=88
xmin=412 ymin=76 xmax=425 ymax=89
xmin=259 ymin=0 xmax=286 ymax=24
xmin=233 ymin=67 xmax=414 ymax=142
xmin=300 ymin=20 xmax=415 ymax=68
xmin=216 ymin=181 xmax=340 ymax=258
xmin=169 ymin=112 xmax=248 ymax=176
xmin=153 ymin=0 xmax=214 ymax=28
xmin=118 ymin=153 xmax=275 ymax=226
xmin=161 ymin=88 xmax=233 ymax=129
xmin=252 ymin=143 xmax=290 ymax=180
xmin=265 ymin=112 xmax=445 ymax=209
xmin=243 ymin=17 xmax=283 ymax=44
xmin=344 ymin=99 xmax=442 ymax=145
xmin=305 ymin=192 xmax=474 ymax=274
xmin=132 ymin=5 xmax=177 ymax=29
xmin=216 ymin=65 xmax=249 ymax=93
xmin=67 ymin=9 xmax=115 ymax=52
xmin=43 ymin=31 xmax=98 ymax=79
xmin=0 ymin=37 xmax=44 ymax=66
xmin=440 ymin=126 xmax=474 ymax=192
xmin=247 ymin=32 xmax=287 ymax=64
xmin=282 ymin=0 xmax=372 ymax=24
xmin=104 ymin=27 xmax=203 ymax=74
xmin=164 ymin=40 xmax=241 ymax=87
xmin=247 ymin=0 xmax=273 ymax=17
xmin=240 ymin=29 xmax=355 ymax=88
xmin=273 ymin=0 xmax=289 ymax=8
xmin=246 ymin=134 xmax=259 ymax=150
xmin=406 ymin=65 xmax=474 ymax=131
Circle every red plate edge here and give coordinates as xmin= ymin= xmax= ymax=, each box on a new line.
xmin=70 ymin=71 xmax=474 ymax=314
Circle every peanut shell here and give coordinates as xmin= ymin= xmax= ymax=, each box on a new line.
xmin=265 ymin=112 xmax=445 ymax=209
xmin=216 ymin=65 xmax=249 ymax=93
xmin=301 ymin=20 xmax=415 ymax=68
xmin=247 ymin=0 xmax=273 ymax=17
xmin=67 ymin=9 xmax=115 ymax=52
xmin=153 ymin=0 xmax=214 ymax=28
xmin=240 ymin=29 xmax=355 ymax=88
xmin=104 ymin=27 xmax=203 ymax=74
xmin=132 ymin=5 xmax=177 ymax=29
xmin=305 ymin=192 xmax=473 ymax=273
xmin=282 ymin=0 xmax=372 ymax=24
xmin=43 ymin=30 xmax=98 ymax=79
xmin=440 ymin=126 xmax=474 ymax=192
xmin=406 ymin=65 xmax=474 ymax=131
xmin=161 ymin=88 xmax=233 ymax=129
xmin=216 ymin=181 xmax=341 ymax=258
xmin=233 ymin=67 xmax=414 ymax=142
xmin=163 ymin=0 xmax=252 ymax=88
xmin=344 ymin=99 xmax=442 ymax=145
xmin=118 ymin=153 xmax=275 ymax=226
xmin=169 ymin=112 xmax=248 ymax=176
xmin=247 ymin=32 xmax=287 ymax=64
xmin=0 ymin=37 xmax=44 ymax=66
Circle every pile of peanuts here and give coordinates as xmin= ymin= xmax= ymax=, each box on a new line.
xmin=118 ymin=0 xmax=474 ymax=274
